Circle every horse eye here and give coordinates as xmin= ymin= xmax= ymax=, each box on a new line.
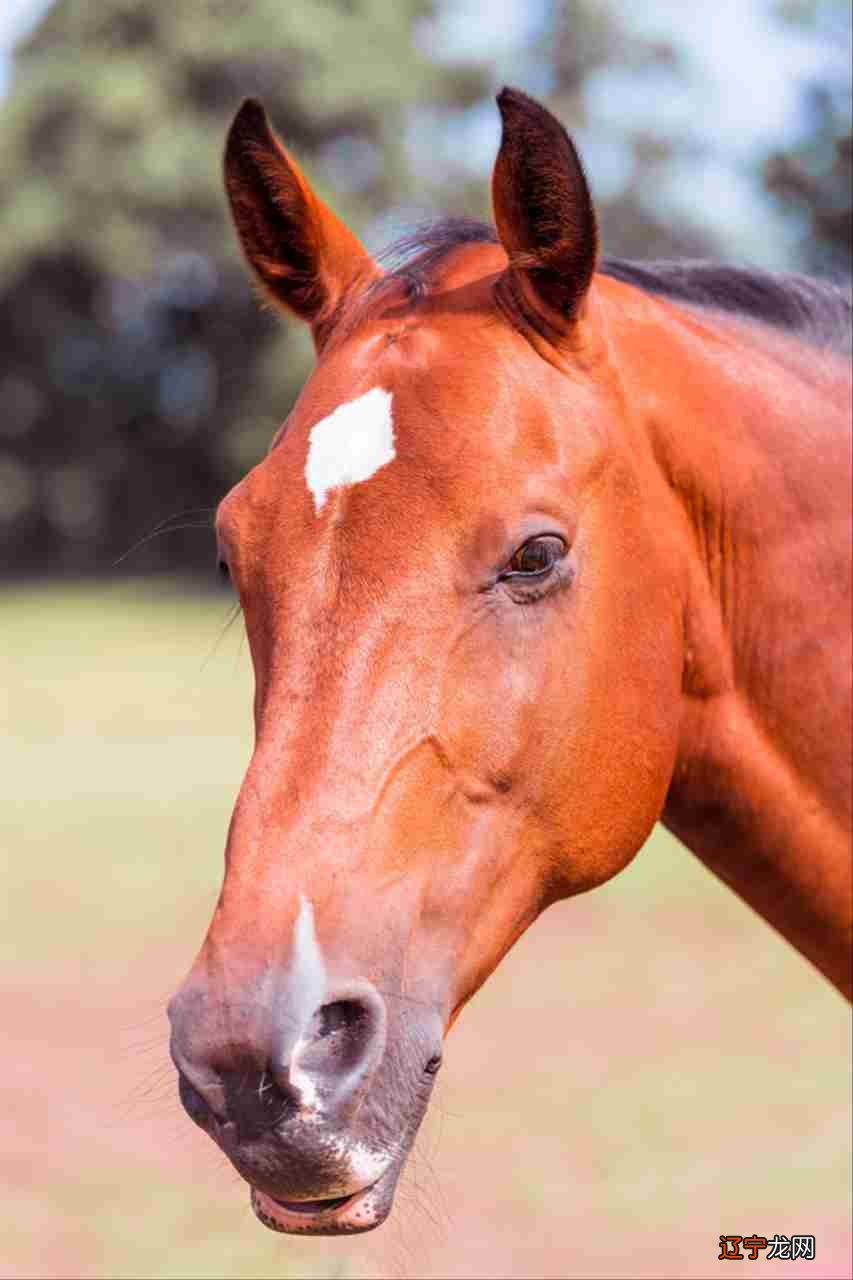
xmin=502 ymin=535 xmax=566 ymax=578
xmin=217 ymin=558 xmax=231 ymax=581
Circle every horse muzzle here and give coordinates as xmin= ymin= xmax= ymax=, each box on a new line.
xmin=168 ymin=970 xmax=442 ymax=1234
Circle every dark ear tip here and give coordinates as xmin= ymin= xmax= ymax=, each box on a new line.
xmin=236 ymin=96 xmax=267 ymax=123
xmin=495 ymin=86 xmax=576 ymax=159
xmin=227 ymin=97 xmax=271 ymax=150
xmin=495 ymin=86 xmax=570 ymax=142
xmin=496 ymin=86 xmax=532 ymax=118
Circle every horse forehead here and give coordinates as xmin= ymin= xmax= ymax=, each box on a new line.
xmin=288 ymin=330 xmax=492 ymax=467
xmin=302 ymin=385 xmax=397 ymax=513
xmin=222 ymin=296 xmax=552 ymax=536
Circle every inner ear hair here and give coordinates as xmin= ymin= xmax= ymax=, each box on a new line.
xmin=224 ymin=99 xmax=326 ymax=321
xmin=223 ymin=98 xmax=376 ymax=339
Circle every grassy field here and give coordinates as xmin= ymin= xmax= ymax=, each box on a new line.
xmin=3 ymin=582 xmax=850 ymax=1280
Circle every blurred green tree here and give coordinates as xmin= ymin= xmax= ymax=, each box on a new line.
xmin=0 ymin=0 xmax=848 ymax=579
xmin=0 ymin=0 xmax=488 ymax=575
xmin=764 ymin=0 xmax=851 ymax=274
xmin=547 ymin=0 xmax=715 ymax=261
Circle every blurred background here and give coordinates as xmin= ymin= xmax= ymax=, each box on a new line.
xmin=2 ymin=2 xmax=850 ymax=1278
xmin=0 ymin=0 xmax=851 ymax=577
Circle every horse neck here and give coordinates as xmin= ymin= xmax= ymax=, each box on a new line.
xmin=609 ymin=289 xmax=852 ymax=998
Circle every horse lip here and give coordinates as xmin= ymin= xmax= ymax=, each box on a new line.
xmin=250 ymin=1171 xmax=392 ymax=1235
xmin=269 ymin=1190 xmax=356 ymax=1214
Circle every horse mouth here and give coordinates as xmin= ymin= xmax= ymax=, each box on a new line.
xmin=250 ymin=1176 xmax=390 ymax=1235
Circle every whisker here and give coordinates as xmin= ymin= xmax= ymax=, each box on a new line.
xmin=200 ymin=602 xmax=244 ymax=672
xmin=114 ymin=508 xmax=216 ymax=567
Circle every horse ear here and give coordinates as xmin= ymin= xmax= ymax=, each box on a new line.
xmin=224 ymin=98 xmax=378 ymax=345
xmin=492 ymin=87 xmax=598 ymax=335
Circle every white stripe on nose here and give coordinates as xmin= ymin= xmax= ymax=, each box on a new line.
xmin=291 ymin=895 xmax=326 ymax=1022
xmin=284 ymin=896 xmax=328 ymax=1110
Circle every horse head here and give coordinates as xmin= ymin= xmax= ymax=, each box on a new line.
xmin=168 ymin=88 xmax=686 ymax=1234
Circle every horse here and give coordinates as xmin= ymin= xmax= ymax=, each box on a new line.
xmin=167 ymin=87 xmax=852 ymax=1236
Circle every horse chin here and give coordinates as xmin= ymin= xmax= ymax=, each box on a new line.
xmin=250 ymin=1164 xmax=399 ymax=1235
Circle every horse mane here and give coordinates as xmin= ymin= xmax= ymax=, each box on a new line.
xmin=601 ymin=256 xmax=852 ymax=354
xmin=352 ymin=217 xmax=852 ymax=354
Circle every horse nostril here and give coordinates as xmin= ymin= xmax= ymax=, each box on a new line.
xmin=222 ymin=1067 xmax=296 ymax=1141
xmin=318 ymin=999 xmax=362 ymax=1037
xmin=178 ymin=1071 xmax=213 ymax=1128
xmin=178 ymin=1061 xmax=297 ymax=1141
xmin=288 ymin=985 xmax=387 ymax=1114
xmin=306 ymin=999 xmax=373 ymax=1074
xmin=172 ymin=982 xmax=388 ymax=1133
